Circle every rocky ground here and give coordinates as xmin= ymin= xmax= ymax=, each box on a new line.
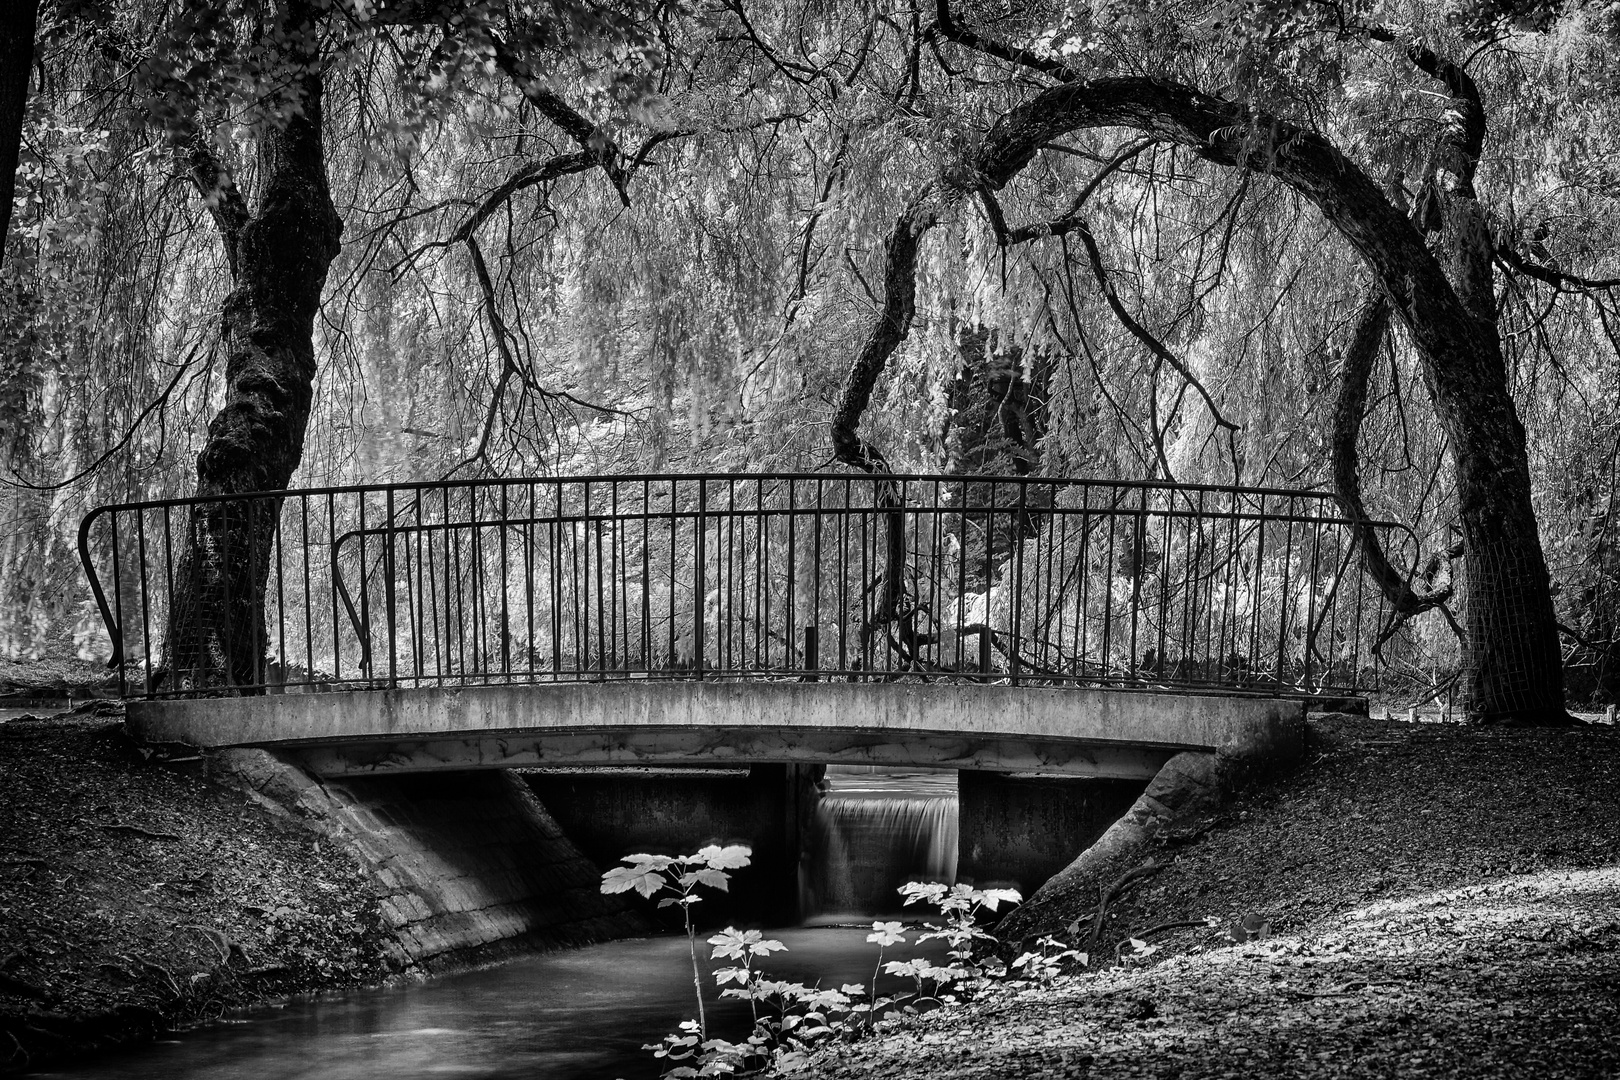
xmin=0 ymin=706 xmax=396 ymax=1074
xmin=795 ymin=714 xmax=1620 ymax=1079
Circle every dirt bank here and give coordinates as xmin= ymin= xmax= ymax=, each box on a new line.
xmin=0 ymin=708 xmax=396 ymax=1074
xmin=796 ymin=714 xmax=1620 ymax=1079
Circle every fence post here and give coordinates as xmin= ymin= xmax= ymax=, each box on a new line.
xmin=694 ymin=481 xmax=706 ymax=680
xmin=803 ymin=625 xmax=819 ymax=682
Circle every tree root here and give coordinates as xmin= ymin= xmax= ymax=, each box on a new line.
xmin=1087 ymin=860 xmax=1167 ymax=959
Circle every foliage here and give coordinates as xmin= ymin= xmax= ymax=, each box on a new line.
xmin=602 ymin=846 xmax=1068 ymax=1079
xmin=600 ymin=843 xmax=754 ymax=1040
xmin=6 ymin=0 xmax=1620 ymax=709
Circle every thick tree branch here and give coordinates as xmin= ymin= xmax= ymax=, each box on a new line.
xmin=927 ymin=0 xmax=1077 ymax=83
xmin=830 ymin=184 xmax=949 ymax=470
xmin=1496 ymin=245 xmax=1620 ymax=291
xmin=1329 ymin=289 xmax=1454 ymax=616
xmin=184 ymin=133 xmax=249 ymax=275
xmin=491 ymin=39 xmax=632 ymax=205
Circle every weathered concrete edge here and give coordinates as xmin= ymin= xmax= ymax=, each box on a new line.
xmin=129 ymin=682 xmax=1303 ymax=765
xmin=293 ymin=729 xmax=1178 ymax=780
xmin=995 ymin=699 xmax=1306 ymax=942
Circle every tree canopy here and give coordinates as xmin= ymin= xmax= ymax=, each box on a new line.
xmin=3 ymin=0 xmax=1619 ymax=720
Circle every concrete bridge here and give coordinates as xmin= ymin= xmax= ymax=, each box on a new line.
xmin=127 ymin=681 xmax=1305 ymax=780
xmin=86 ymin=471 xmax=1390 ymax=789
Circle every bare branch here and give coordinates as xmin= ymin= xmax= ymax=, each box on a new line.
xmin=927 ymin=0 xmax=1078 ymax=84
xmin=1071 ymin=221 xmax=1239 ymax=433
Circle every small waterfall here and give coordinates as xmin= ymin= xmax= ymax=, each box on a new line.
xmin=802 ymin=785 xmax=958 ymax=919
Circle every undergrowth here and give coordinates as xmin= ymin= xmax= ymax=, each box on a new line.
xmin=600 ymin=846 xmax=1089 ymax=1077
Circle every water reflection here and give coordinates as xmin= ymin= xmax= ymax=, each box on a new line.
xmin=43 ymin=927 xmax=947 ymax=1080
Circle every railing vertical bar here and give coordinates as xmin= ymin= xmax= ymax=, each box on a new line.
xmin=383 ymin=489 xmax=397 ymax=687
xmin=162 ymin=507 xmax=178 ymax=696
xmin=245 ymin=499 xmax=261 ymax=689
xmin=1101 ymin=492 xmax=1116 ymax=685
xmin=1052 ymin=496 xmax=1070 ymax=679
xmin=726 ymin=477 xmax=736 ymax=675
xmin=836 ymin=480 xmax=848 ymax=676
xmin=354 ymin=495 xmax=369 ymax=683
xmin=1010 ymin=479 xmax=1025 ymax=684
xmin=1304 ymin=514 xmax=1323 ymax=690
xmin=756 ymin=477 xmax=766 ymax=673
xmin=956 ymin=478 xmax=969 ymax=673
xmin=640 ymin=479 xmax=652 ymax=673
xmin=271 ymin=501 xmax=286 ymax=687
xmin=425 ymin=502 xmax=442 ymax=686
xmin=785 ymin=481 xmax=797 ymax=672
xmin=134 ymin=512 xmax=152 ymax=697
xmin=666 ymin=479 xmax=677 ymax=674
xmin=694 ymin=479 xmax=706 ymax=679
xmin=554 ymin=483 xmax=565 ymax=681
xmin=1273 ymin=497 xmax=1296 ymax=688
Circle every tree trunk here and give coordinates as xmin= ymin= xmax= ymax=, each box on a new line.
xmin=163 ymin=2 xmax=342 ymax=691
xmin=0 ymin=0 xmax=39 ymax=271
xmin=835 ymin=72 xmax=1568 ymax=721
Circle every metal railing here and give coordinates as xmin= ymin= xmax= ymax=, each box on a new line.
xmin=78 ymin=473 xmax=1415 ymax=699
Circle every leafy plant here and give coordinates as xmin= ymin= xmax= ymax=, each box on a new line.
xmin=1011 ymin=934 xmax=1088 ymax=985
xmin=604 ymin=851 xmax=1032 ymax=1078
xmin=897 ymin=881 xmax=1021 ymax=993
xmin=600 ymin=843 xmax=753 ymax=1038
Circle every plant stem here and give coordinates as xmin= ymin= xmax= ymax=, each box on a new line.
xmin=868 ymin=944 xmax=883 ymax=1032
xmin=684 ymin=901 xmax=707 ymax=1038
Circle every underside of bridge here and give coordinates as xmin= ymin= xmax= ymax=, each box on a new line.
xmin=126 ymin=682 xmax=1304 ymax=779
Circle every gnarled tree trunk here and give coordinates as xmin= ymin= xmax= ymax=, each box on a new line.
xmin=163 ymin=0 xmax=342 ymax=691
xmin=831 ymin=67 xmax=1567 ymax=722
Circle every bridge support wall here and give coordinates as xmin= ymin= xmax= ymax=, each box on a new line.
xmin=525 ymin=764 xmax=823 ymax=926
xmin=957 ymin=773 xmax=1147 ymax=896
xmin=212 ymin=750 xmax=647 ymax=971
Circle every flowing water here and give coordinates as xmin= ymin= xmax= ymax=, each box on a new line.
xmin=801 ymin=766 xmax=959 ymax=919
xmin=38 ymin=927 xmax=949 ymax=1080
xmin=41 ymin=766 xmax=961 ymax=1079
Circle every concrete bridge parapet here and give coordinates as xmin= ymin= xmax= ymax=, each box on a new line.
xmin=127 ymin=682 xmax=1306 ymax=780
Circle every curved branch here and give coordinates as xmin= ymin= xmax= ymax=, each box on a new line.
xmin=491 ymin=38 xmax=633 ymax=205
xmin=1496 ymin=244 xmax=1620 ymax=292
xmin=1005 ymin=138 xmax=1155 ymax=244
xmin=829 ymin=184 xmax=950 ymax=470
xmin=1329 ymin=289 xmax=1453 ymax=616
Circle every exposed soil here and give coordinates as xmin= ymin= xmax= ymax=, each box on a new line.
xmin=0 ymin=707 xmax=395 ymax=1074
xmin=794 ymin=714 xmax=1620 ymax=1079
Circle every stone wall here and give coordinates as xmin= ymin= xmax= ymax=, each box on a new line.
xmin=212 ymin=750 xmax=647 ymax=972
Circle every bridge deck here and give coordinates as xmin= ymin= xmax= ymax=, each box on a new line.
xmin=128 ymin=683 xmax=1305 ymax=780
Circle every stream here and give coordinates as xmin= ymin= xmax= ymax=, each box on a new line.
xmin=38 ymin=926 xmax=948 ymax=1080
xmin=38 ymin=767 xmax=962 ymax=1079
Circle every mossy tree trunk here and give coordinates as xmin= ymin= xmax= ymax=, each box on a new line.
xmin=163 ymin=0 xmax=342 ymax=691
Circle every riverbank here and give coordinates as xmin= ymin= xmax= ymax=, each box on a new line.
xmin=795 ymin=713 xmax=1620 ymax=1078
xmin=0 ymin=708 xmax=398 ymax=1073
